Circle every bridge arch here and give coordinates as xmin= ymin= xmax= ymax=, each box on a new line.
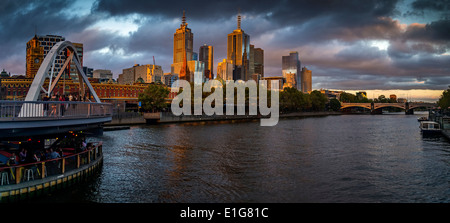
xmin=25 ymin=41 xmax=100 ymax=103
xmin=340 ymin=103 xmax=372 ymax=110
xmin=409 ymin=104 xmax=436 ymax=110
xmin=372 ymin=104 xmax=406 ymax=110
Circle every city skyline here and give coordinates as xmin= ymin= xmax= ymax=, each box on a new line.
xmin=0 ymin=0 xmax=449 ymax=102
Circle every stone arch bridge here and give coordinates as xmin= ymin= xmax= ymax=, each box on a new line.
xmin=340 ymin=102 xmax=437 ymax=114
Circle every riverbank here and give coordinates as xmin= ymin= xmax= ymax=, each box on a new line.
xmin=105 ymin=111 xmax=342 ymax=127
xmin=280 ymin=111 xmax=342 ymax=119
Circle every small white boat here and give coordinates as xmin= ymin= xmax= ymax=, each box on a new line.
xmin=418 ymin=116 xmax=428 ymax=122
xmin=420 ymin=121 xmax=441 ymax=135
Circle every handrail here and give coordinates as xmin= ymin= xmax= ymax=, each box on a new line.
xmin=0 ymin=100 xmax=113 ymax=120
xmin=0 ymin=142 xmax=103 ymax=185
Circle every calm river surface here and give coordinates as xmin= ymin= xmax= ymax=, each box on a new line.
xmin=49 ymin=112 xmax=450 ymax=203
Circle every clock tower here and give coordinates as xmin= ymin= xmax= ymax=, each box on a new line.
xmin=26 ymin=35 xmax=44 ymax=78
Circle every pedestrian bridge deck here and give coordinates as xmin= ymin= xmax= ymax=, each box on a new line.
xmin=0 ymin=100 xmax=112 ymax=139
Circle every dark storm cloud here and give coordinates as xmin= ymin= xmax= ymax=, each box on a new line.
xmin=411 ymin=0 xmax=450 ymax=12
xmin=0 ymin=0 xmax=102 ymax=74
xmin=403 ymin=19 xmax=450 ymax=42
xmin=93 ymin=0 xmax=400 ymax=37
xmin=0 ymin=0 xmax=97 ymax=42
xmin=0 ymin=0 xmax=448 ymax=96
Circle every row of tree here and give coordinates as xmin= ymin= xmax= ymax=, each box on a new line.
xmin=279 ymin=87 xmax=333 ymax=112
xmin=138 ymin=84 xmax=450 ymax=113
xmin=137 ymin=84 xmax=337 ymax=113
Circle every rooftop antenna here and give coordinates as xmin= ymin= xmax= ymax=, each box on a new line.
xmin=182 ymin=10 xmax=186 ymax=26
xmin=237 ymin=8 xmax=241 ymax=29
xmin=153 ymin=56 xmax=155 ymax=66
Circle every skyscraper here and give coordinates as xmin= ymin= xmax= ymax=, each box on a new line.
xmin=253 ymin=46 xmax=264 ymax=77
xmin=300 ymin=66 xmax=312 ymax=93
xmin=282 ymin=51 xmax=301 ymax=89
xmin=199 ymin=44 xmax=214 ymax=80
xmin=173 ymin=11 xmax=193 ymax=64
xmin=172 ymin=11 xmax=201 ymax=82
xmin=227 ymin=12 xmax=250 ymax=81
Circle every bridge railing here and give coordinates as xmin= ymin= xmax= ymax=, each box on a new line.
xmin=0 ymin=100 xmax=113 ymax=121
xmin=0 ymin=142 xmax=102 ymax=186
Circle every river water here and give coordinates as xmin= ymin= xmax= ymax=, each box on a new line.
xmin=49 ymin=112 xmax=450 ymax=203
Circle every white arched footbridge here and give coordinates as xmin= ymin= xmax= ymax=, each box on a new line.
xmin=0 ymin=41 xmax=112 ymax=139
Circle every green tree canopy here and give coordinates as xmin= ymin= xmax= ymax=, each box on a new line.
xmin=339 ymin=92 xmax=357 ymax=103
xmin=310 ymin=90 xmax=328 ymax=111
xmin=438 ymin=86 xmax=450 ymax=109
xmin=138 ymin=84 xmax=170 ymax=112
xmin=328 ymin=98 xmax=341 ymax=111
xmin=280 ymin=87 xmax=311 ymax=112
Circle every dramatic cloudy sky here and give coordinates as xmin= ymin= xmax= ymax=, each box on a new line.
xmin=1 ymin=0 xmax=449 ymax=101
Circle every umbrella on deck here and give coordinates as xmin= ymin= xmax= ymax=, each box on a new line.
xmin=0 ymin=151 xmax=12 ymax=164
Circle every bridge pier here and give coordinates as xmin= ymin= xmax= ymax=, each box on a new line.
xmin=370 ymin=109 xmax=382 ymax=115
xmin=405 ymin=109 xmax=414 ymax=115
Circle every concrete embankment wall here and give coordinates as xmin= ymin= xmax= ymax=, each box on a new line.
xmin=105 ymin=112 xmax=146 ymax=126
xmin=106 ymin=111 xmax=342 ymax=126
xmin=157 ymin=111 xmax=342 ymax=124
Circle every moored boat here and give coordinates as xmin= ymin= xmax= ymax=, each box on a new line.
xmin=419 ymin=121 xmax=441 ymax=135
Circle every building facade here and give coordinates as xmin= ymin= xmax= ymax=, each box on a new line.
xmin=0 ymin=71 xmax=7 ymax=100
xmin=163 ymin=73 xmax=179 ymax=87
xmin=283 ymin=72 xmax=297 ymax=89
xmin=282 ymin=52 xmax=301 ymax=90
xmin=173 ymin=11 xmax=194 ymax=82
xmin=119 ymin=64 xmax=163 ymax=85
xmin=199 ymin=44 xmax=214 ymax=80
xmin=253 ymin=47 xmax=264 ymax=77
xmin=26 ymin=35 xmax=45 ymax=78
xmin=217 ymin=59 xmax=234 ymax=81
xmin=69 ymin=42 xmax=83 ymax=82
xmin=300 ymin=66 xmax=312 ymax=93
xmin=83 ymin=66 xmax=94 ymax=78
xmin=227 ymin=13 xmax=250 ymax=81
xmin=171 ymin=60 xmax=204 ymax=83
xmin=0 ymin=76 xmax=148 ymax=101
xmin=262 ymin=76 xmax=284 ymax=91
xmin=26 ymin=35 xmax=83 ymax=80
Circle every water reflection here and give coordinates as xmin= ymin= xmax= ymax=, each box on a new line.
xmin=51 ymin=112 xmax=450 ymax=202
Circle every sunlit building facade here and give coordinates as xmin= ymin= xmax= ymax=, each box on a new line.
xmin=217 ymin=59 xmax=234 ymax=81
xmin=171 ymin=60 xmax=204 ymax=83
xmin=173 ymin=11 xmax=194 ymax=82
xmin=227 ymin=13 xmax=250 ymax=81
xmin=282 ymin=51 xmax=301 ymax=90
xmin=283 ymin=72 xmax=297 ymax=89
xmin=26 ymin=35 xmax=83 ymax=80
xmin=300 ymin=66 xmax=312 ymax=93
xmin=199 ymin=44 xmax=214 ymax=80
xmin=119 ymin=64 xmax=163 ymax=85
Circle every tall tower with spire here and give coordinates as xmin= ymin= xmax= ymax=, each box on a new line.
xmin=173 ymin=10 xmax=193 ymax=65
xmin=173 ymin=10 xmax=194 ymax=81
xmin=227 ymin=10 xmax=250 ymax=81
